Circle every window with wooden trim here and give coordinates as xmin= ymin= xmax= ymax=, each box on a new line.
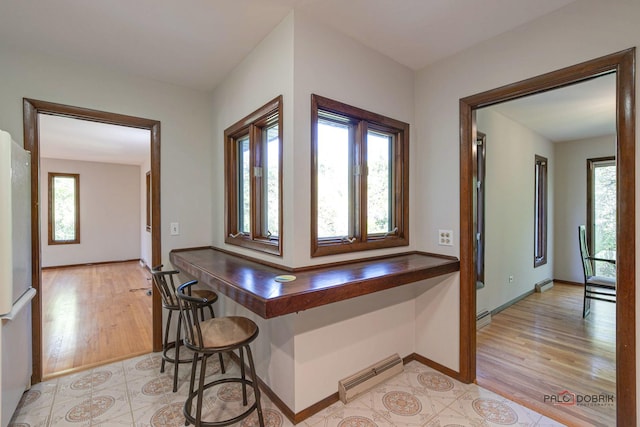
xmin=224 ymin=96 xmax=282 ymax=256
xmin=48 ymin=172 xmax=80 ymax=245
xmin=475 ymin=132 xmax=486 ymax=288
xmin=145 ymin=171 xmax=151 ymax=232
xmin=534 ymin=155 xmax=547 ymax=267
xmin=311 ymin=94 xmax=409 ymax=257
xmin=587 ymin=156 xmax=616 ymax=278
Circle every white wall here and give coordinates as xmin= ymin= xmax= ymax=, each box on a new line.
xmin=0 ymin=44 xmax=213 ymax=408
xmin=414 ymin=0 xmax=639 ymax=377
xmin=209 ymin=12 xmax=296 ymax=406
xmin=476 ymin=109 xmax=554 ymax=313
xmin=40 ymin=158 xmax=141 ymax=267
xmin=0 ymin=43 xmax=213 ymax=266
xmin=209 ymin=11 xmax=419 ymax=412
xmin=210 ymin=13 xmax=294 ymax=264
xmin=292 ymin=10 xmax=415 ymax=267
xmin=554 ymin=134 xmax=616 ymax=283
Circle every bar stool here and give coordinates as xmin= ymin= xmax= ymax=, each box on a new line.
xmin=151 ymin=266 xmax=224 ymax=392
xmin=176 ymin=280 xmax=265 ymax=427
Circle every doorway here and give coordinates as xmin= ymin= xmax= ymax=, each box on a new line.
xmin=23 ymin=99 xmax=163 ymax=384
xmin=459 ymin=48 xmax=636 ymax=424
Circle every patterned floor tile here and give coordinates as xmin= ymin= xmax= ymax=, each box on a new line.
xmin=132 ymin=400 xmax=186 ymax=427
xmin=126 ymin=373 xmax=174 ymax=409
xmin=7 ymin=352 xmax=566 ymax=427
xmin=404 ymin=364 xmax=469 ymax=408
xmin=91 ymin=410 xmax=136 ymax=426
xmin=424 ymin=404 xmax=484 ymax=426
xmin=9 ymin=402 xmax=52 ymax=427
xmin=449 ymin=389 xmax=543 ymax=426
xmin=89 ymin=388 xmax=132 ymax=425
xmin=16 ymin=380 xmax=58 ymax=412
xmin=321 ymin=402 xmax=395 ymax=427
xmin=47 ymin=395 xmax=93 ymax=427
xmin=360 ymin=383 xmax=443 ymax=426
xmin=254 ymin=396 xmax=295 ymax=427
xmin=535 ymin=415 xmax=566 ymax=427
xmin=302 ymin=400 xmax=345 ymax=427
xmin=54 ymin=370 xmax=94 ymax=402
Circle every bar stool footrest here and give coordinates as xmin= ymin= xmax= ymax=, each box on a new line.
xmin=162 ymin=340 xmax=198 ymax=365
xmin=183 ymin=378 xmax=259 ymax=427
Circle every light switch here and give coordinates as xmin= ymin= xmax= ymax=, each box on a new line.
xmin=170 ymin=222 xmax=180 ymax=236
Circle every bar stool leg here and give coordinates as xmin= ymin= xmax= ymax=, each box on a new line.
xmin=246 ymin=345 xmax=265 ymax=427
xmin=173 ymin=312 xmax=183 ymax=392
xmin=218 ymin=353 xmax=225 ymax=374
xmin=186 ymin=352 xmax=198 ymax=427
xmin=161 ymin=309 xmax=173 ymax=373
xmin=239 ymin=347 xmax=247 ymax=406
xmin=196 ymin=354 xmax=208 ymax=427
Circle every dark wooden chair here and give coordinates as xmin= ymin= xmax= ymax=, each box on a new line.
xmin=150 ymin=265 xmax=224 ymax=392
xmin=176 ymin=280 xmax=264 ymax=427
xmin=578 ymin=225 xmax=616 ymax=318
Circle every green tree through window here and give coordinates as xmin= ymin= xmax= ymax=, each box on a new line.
xmin=591 ymin=158 xmax=616 ymax=277
xmin=49 ymin=172 xmax=80 ymax=244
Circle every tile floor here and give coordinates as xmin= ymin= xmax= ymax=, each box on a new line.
xmin=9 ymin=352 xmax=565 ymax=427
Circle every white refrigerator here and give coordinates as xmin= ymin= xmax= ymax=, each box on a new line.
xmin=0 ymin=129 xmax=36 ymax=427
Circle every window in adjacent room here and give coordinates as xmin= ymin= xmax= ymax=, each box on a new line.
xmin=224 ymin=96 xmax=282 ymax=256
xmin=474 ymin=132 xmax=486 ymax=289
xmin=587 ymin=156 xmax=616 ymax=278
xmin=146 ymin=171 xmax=151 ymax=232
xmin=48 ymin=172 xmax=80 ymax=245
xmin=311 ymin=94 xmax=409 ymax=257
xmin=534 ymin=155 xmax=547 ymax=267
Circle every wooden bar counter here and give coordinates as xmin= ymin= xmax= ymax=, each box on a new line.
xmin=169 ymin=246 xmax=461 ymax=420
xmin=169 ymin=247 xmax=460 ymax=319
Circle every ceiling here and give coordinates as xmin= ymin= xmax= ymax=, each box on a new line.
xmin=0 ymin=0 xmax=575 ymax=91
xmin=490 ymin=73 xmax=617 ymax=142
xmin=39 ymin=115 xmax=150 ymax=165
xmin=4 ymin=0 xmax=602 ymax=164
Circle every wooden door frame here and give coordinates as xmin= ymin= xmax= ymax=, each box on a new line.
xmin=459 ymin=48 xmax=636 ymax=424
xmin=23 ymin=99 xmax=163 ymax=384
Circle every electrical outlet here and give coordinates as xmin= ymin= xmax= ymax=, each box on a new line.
xmin=170 ymin=222 xmax=180 ymax=236
xmin=438 ymin=229 xmax=453 ymax=246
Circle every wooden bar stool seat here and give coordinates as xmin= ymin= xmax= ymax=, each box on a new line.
xmin=177 ymin=280 xmax=265 ymax=427
xmin=151 ymin=266 xmax=224 ymax=392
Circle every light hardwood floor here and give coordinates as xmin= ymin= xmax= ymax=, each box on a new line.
xmin=477 ymin=282 xmax=615 ymax=427
xmin=41 ymin=261 xmax=153 ymax=379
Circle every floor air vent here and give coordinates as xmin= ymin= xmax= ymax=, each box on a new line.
xmin=338 ymin=354 xmax=403 ymax=404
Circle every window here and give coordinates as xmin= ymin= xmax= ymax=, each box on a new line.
xmin=224 ymin=96 xmax=282 ymax=255
xmin=48 ymin=172 xmax=80 ymax=245
xmin=475 ymin=132 xmax=486 ymax=288
xmin=534 ymin=155 xmax=547 ymax=267
xmin=311 ymin=94 xmax=409 ymax=257
xmin=587 ymin=157 xmax=616 ymax=277
xmin=146 ymin=171 xmax=151 ymax=232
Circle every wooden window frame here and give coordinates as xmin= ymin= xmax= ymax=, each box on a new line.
xmin=224 ymin=96 xmax=283 ymax=256
xmin=474 ymin=132 xmax=486 ymax=288
xmin=48 ymin=172 xmax=80 ymax=245
xmin=586 ymin=156 xmax=616 ymax=260
xmin=145 ymin=171 xmax=151 ymax=232
xmin=311 ymin=94 xmax=409 ymax=257
xmin=534 ymin=155 xmax=547 ymax=267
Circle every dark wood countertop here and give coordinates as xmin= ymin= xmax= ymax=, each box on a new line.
xmin=169 ymin=247 xmax=460 ymax=319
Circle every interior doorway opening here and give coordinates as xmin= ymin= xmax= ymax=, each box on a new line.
xmin=23 ymin=99 xmax=162 ymax=384
xmin=459 ymin=49 xmax=636 ymax=425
